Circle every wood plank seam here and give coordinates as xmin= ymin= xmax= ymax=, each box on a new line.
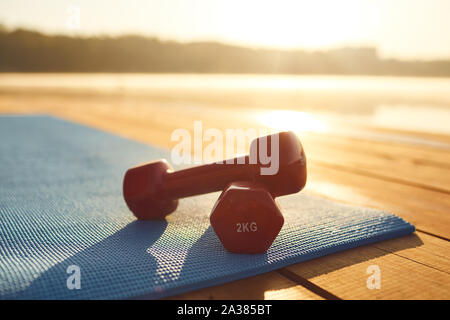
xmin=374 ymin=248 xmax=450 ymax=275
xmin=276 ymin=269 xmax=341 ymax=300
xmin=415 ymin=229 xmax=450 ymax=242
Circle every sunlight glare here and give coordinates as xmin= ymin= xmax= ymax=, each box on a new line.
xmin=257 ymin=110 xmax=328 ymax=134
xmin=223 ymin=0 xmax=371 ymax=49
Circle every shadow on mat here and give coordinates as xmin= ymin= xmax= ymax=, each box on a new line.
xmin=136 ymin=226 xmax=277 ymax=300
xmin=21 ymin=220 xmax=167 ymax=299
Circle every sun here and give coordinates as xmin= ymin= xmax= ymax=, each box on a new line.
xmin=221 ymin=0 xmax=368 ymax=49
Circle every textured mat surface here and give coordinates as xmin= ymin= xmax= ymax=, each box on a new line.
xmin=0 ymin=115 xmax=415 ymax=299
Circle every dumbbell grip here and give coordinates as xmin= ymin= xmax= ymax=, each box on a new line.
xmin=162 ymin=155 xmax=255 ymax=199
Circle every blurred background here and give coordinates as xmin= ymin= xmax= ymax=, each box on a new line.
xmin=1 ymin=0 xmax=450 ymax=148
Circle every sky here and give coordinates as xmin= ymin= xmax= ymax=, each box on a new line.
xmin=1 ymin=0 xmax=450 ymax=60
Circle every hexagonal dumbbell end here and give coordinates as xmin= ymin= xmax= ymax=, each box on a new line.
xmin=210 ymin=181 xmax=284 ymax=254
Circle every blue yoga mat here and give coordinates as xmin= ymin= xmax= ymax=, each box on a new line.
xmin=0 ymin=115 xmax=415 ymax=299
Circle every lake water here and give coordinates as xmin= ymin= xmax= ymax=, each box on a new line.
xmin=1 ymin=73 xmax=450 ymax=138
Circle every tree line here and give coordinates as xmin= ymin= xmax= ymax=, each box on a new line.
xmin=1 ymin=28 xmax=449 ymax=76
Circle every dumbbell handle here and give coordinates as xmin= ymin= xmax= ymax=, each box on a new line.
xmin=162 ymin=155 xmax=256 ymax=199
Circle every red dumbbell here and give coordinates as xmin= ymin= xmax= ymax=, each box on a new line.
xmin=123 ymin=131 xmax=307 ymax=220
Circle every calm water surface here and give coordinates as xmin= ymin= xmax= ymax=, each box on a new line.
xmin=1 ymin=73 xmax=450 ymax=137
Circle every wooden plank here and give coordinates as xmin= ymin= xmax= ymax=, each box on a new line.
xmin=372 ymin=232 xmax=450 ymax=274
xmin=306 ymin=163 xmax=450 ymax=239
xmin=367 ymin=125 xmax=450 ymax=145
xmin=303 ymin=136 xmax=450 ymax=194
xmin=168 ymin=272 xmax=323 ymax=300
xmin=282 ymin=232 xmax=450 ymax=299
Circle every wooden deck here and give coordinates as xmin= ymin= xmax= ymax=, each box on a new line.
xmin=1 ymin=86 xmax=449 ymax=300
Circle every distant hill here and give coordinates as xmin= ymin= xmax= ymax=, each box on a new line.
xmin=1 ymin=28 xmax=450 ymax=76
